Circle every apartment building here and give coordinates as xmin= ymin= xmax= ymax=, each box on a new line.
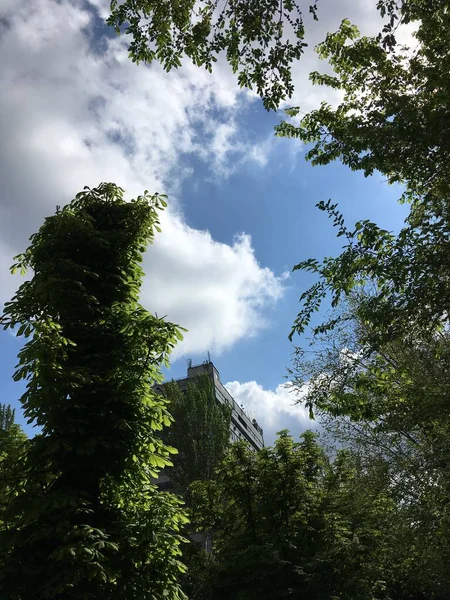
xmin=172 ymin=359 xmax=264 ymax=451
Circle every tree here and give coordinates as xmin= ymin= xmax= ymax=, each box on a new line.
xmin=0 ymin=405 xmax=27 ymax=467
xmin=106 ymin=1 xmax=414 ymax=111
xmin=275 ymin=5 xmax=450 ymax=591
xmin=107 ymin=0 xmax=319 ymax=111
xmin=290 ymin=299 xmax=450 ymax=598
xmin=190 ymin=430 xmax=396 ymax=599
xmin=0 ymin=183 xmax=188 ymax=600
xmin=159 ymin=376 xmax=231 ymax=600
xmin=273 ymin=0 xmax=450 ymax=345
xmin=163 ymin=374 xmax=231 ymax=496
xmin=0 ymin=406 xmax=17 ymax=432
xmin=0 ymin=405 xmax=27 ymax=530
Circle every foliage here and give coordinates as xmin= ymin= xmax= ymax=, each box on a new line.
xmin=106 ymin=0 xmax=412 ymax=110
xmin=275 ymin=0 xmax=450 ymax=344
xmin=0 ymin=183 xmax=188 ymax=599
xmin=177 ymin=543 xmax=215 ymax=600
xmin=278 ymin=5 xmax=450 ymax=589
xmin=160 ymin=375 xmax=231 ymax=598
xmin=163 ymin=374 xmax=231 ymax=496
xmin=0 ymin=405 xmax=18 ymax=432
xmin=290 ymin=300 xmax=450 ymax=598
xmin=191 ymin=431 xmax=396 ymax=599
xmin=0 ymin=405 xmax=27 ymax=530
xmin=107 ymin=0 xmax=319 ymax=110
xmin=0 ymin=405 xmax=27 ymax=467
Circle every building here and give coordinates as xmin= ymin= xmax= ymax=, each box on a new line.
xmin=155 ymin=359 xmax=264 ymax=491
xmin=173 ymin=359 xmax=264 ymax=451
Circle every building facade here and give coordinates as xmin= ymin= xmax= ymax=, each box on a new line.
xmin=155 ymin=360 xmax=264 ymax=491
xmin=172 ymin=360 xmax=264 ymax=451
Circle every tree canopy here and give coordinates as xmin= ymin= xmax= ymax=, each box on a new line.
xmin=190 ymin=430 xmax=401 ymax=600
xmin=107 ymin=0 xmax=319 ymax=110
xmin=2 ymin=1 xmax=450 ymax=597
xmin=290 ymin=297 xmax=450 ymax=598
xmin=0 ymin=183 xmax=188 ymax=600
xmin=162 ymin=374 xmax=231 ymax=496
xmin=0 ymin=405 xmax=27 ymax=533
xmin=274 ymin=0 xmax=450 ymax=344
xmin=106 ymin=1 xmax=417 ymax=110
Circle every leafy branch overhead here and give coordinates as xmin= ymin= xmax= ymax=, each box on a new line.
xmin=107 ymin=0 xmax=319 ymax=110
xmin=288 ymin=198 xmax=450 ymax=345
xmin=107 ymin=0 xmax=410 ymax=110
xmin=275 ymin=1 xmax=450 ymax=343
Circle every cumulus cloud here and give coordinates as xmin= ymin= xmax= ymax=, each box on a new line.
xmin=225 ymin=380 xmax=317 ymax=446
xmin=0 ymin=0 xmax=408 ymax=360
xmin=0 ymin=0 xmax=285 ymax=356
xmin=143 ymin=227 xmax=286 ymax=356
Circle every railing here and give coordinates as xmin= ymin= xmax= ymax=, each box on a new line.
xmin=215 ymin=382 xmax=264 ymax=448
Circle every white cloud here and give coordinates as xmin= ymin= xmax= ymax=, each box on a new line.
xmin=0 ymin=0 xmax=407 ymax=360
xmin=0 ymin=0 xmax=286 ymax=356
xmin=195 ymin=121 xmax=245 ymax=177
xmin=143 ymin=227 xmax=286 ymax=356
xmin=194 ymin=118 xmax=280 ymax=177
xmin=225 ymin=380 xmax=317 ymax=446
xmin=84 ymin=0 xmax=111 ymax=20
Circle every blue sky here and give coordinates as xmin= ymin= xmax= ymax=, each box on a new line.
xmin=0 ymin=0 xmax=410 ymax=444
xmin=170 ymin=106 xmax=408 ymax=382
